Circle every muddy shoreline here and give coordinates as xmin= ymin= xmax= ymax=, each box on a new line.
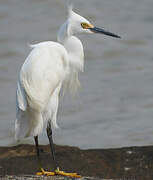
xmin=0 ymin=144 xmax=153 ymax=180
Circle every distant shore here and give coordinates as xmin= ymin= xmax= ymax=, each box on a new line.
xmin=0 ymin=144 xmax=153 ymax=180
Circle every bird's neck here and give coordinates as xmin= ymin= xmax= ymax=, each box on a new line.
xmin=57 ymin=21 xmax=84 ymax=94
xmin=57 ymin=21 xmax=84 ymax=72
xmin=57 ymin=21 xmax=70 ymax=43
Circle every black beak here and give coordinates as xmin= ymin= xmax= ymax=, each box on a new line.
xmin=90 ymin=26 xmax=121 ymax=39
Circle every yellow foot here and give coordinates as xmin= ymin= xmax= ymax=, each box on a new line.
xmin=36 ymin=168 xmax=81 ymax=178
xmin=36 ymin=168 xmax=55 ymax=176
xmin=55 ymin=168 xmax=81 ymax=178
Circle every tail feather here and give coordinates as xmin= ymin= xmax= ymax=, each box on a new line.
xmin=15 ymin=108 xmax=43 ymax=140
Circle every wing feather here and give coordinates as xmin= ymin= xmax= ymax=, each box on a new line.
xmin=16 ymin=79 xmax=27 ymax=111
xmin=18 ymin=41 xmax=69 ymax=112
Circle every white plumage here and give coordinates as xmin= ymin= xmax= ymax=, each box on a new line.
xmin=15 ymin=6 xmax=120 ymax=141
xmin=15 ymin=9 xmax=85 ymax=140
xmin=15 ymin=42 xmax=69 ymax=139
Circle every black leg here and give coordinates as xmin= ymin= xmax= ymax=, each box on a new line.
xmin=47 ymin=121 xmax=58 ymax=170
xmin=34 ymin=136 xmax=42 ymax=168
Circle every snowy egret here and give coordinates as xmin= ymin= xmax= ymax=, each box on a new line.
xmin=15 ymin=6 xmax=120 ymax=177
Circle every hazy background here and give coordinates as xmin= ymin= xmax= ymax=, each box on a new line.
xmin=0 ymin=0 xmax=153 ymax=149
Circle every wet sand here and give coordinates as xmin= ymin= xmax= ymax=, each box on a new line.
xmin=0 ymin=144 xmax=153 ymax=180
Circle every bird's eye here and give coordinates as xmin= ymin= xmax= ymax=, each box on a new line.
xmin=81 ymin=23 xmax=94 ymax=29
xmin=81 ymin=23 xmax=89 ymax=29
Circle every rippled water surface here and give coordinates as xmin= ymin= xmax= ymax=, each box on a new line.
xmin=1 ymin=0 xmax=153 ymax=149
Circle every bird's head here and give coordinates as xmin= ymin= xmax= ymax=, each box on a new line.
xmin=67 ymin=6 xmax=121 ymax=38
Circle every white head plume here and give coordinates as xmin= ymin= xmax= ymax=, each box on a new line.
xmin=67 ymin=0 xmax=73 ymax=17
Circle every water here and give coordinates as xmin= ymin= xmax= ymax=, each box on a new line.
xmin=0 ymin=0 xmax=153 ymax=149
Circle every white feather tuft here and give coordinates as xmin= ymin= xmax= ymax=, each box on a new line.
xmin=62 ymin=70 xmax=80 ymax=96
xmin=67 ymin=0 xmax=73 ymax=18
xmin=28 ymin=43 xmax=37 ymax=49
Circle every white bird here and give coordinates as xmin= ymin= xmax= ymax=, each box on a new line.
xmin=15 ymin=6 xmax=120 ymax=177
